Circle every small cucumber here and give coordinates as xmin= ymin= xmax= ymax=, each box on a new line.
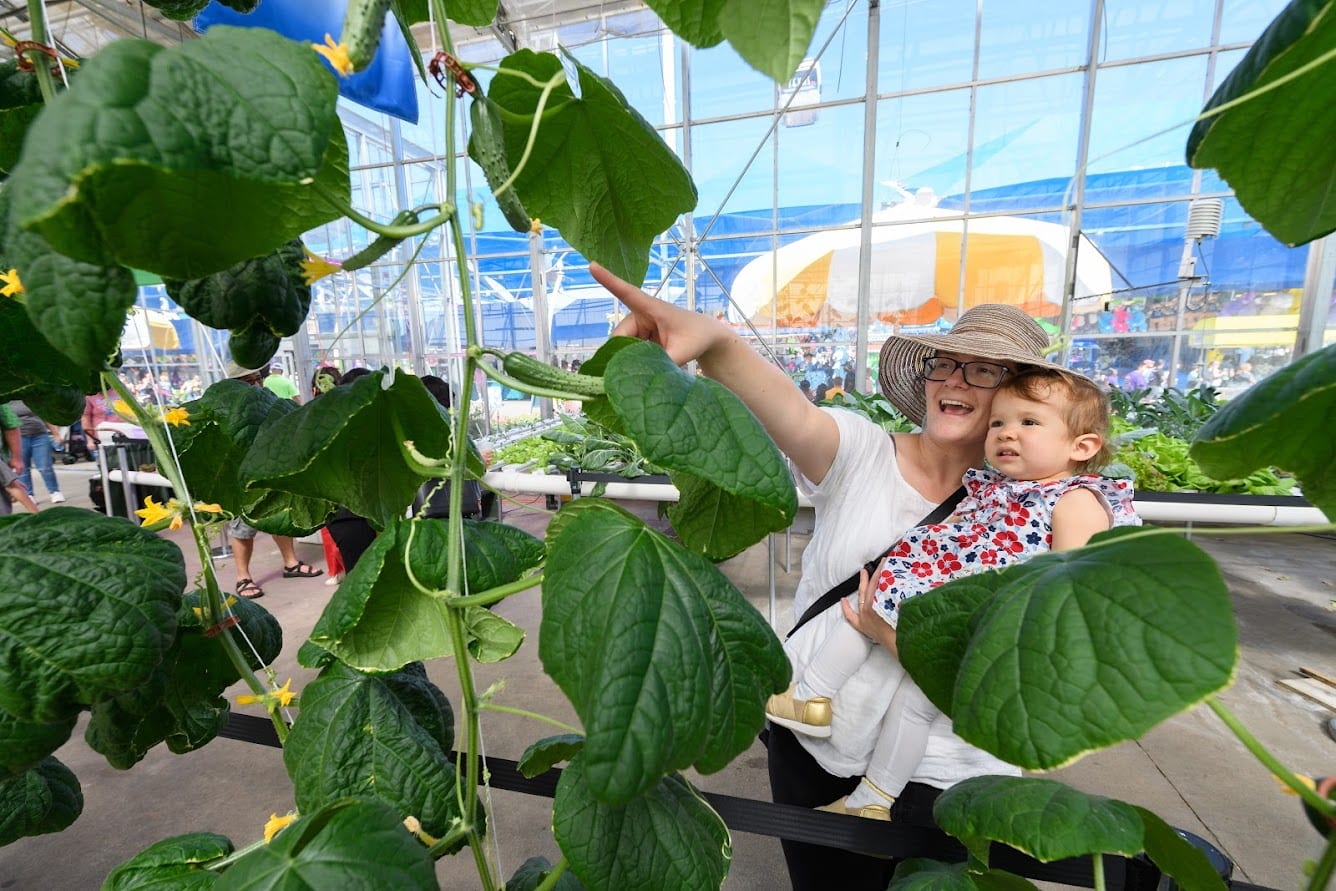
xmin=502 ymin=352 xmax=605 ymax=397
xmin=342 ymin=0 xmax=393 ymax=73
xmin=342 ymin=209 xmax=419 ymax=271
xmin=468 ymin=94 xmax=531 ymax=233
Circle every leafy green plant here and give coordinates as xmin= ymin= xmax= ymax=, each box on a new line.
xmin=1109 ymin=424 xmax=1298 ymax=495
xmin=0 ymin=1 xmax=1333 ymax=890
xmin=820 ymin=389 xmax=916 ymax=433
xmin=1107 ymin=384 xmax=1223 ymax=441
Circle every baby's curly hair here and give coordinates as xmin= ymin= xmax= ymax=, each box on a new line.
xmin=999 ymin=367 xmax=1113 ymax=472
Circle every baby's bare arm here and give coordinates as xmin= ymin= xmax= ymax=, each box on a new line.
xmin=1050 ymin=487 xmax=1112 ymax=550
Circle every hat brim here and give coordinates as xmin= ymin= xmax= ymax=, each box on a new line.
xmin=877 ymin=331 xmax=1066 ymax=427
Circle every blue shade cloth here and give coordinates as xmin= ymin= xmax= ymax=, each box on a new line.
xmin=194 ymin=0 xmax=419 ymax=123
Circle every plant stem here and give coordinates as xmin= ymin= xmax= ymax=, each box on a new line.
xmin=450 ymin=572 xmax=542 ymax=608
xmin=1092 ymin=853 xmax=1105 ymax=891
xmin=477 ymin=703 xmax=580 ymax=734
xmin=104 ymin=373 xmax=280 ymax=742
xmin=310 ymin=181 xmax=454 ymax=239
xmin=23 ymin=0 xmax=58 ymax=103
xmin=1307 ymin=834 xmax=1336 ymax=891
xmin=425 ymin=4 xmax=495 ymax=887
xmin=1205 ymin=697 xmax=1336 ymax=817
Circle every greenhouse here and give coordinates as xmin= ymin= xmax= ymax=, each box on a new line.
xmin=1 ymin=1 xmax=1333 ymax=889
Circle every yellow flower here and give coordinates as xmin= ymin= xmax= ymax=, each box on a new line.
xmin=111 ymin=399 xmax=134 ymax=420
xmin=237 ymin=678 xmax=297 ymax=709
xmin=529 ymin=218 xmax=543 ymax=234
xmin=162 ymin=406 xmax=190 ymax=426
xmin=0 ymin=268 xmax=22 ymax=298
xmin=312 ymin=34 xmax=354 ymax=77
xmin=299 ymin=246 xmax=341 ymax=285
xmin=192 ymin=502 xmax=224 ymax=515
xmin=191 ymin=594 xmax=237 ymax=620
xmin=134 ymin=495 xmax=174 ymax=527
xmin=264 ymin=812 xmax=297 ymax=844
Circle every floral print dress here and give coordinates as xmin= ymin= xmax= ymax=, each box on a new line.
xmin=872 ymin=468 xmax=1140 ymax=627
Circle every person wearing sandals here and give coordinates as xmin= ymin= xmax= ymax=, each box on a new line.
xmin=224 ymin=362 xmax=323 ymax=598
xmin=765 ymin=367 xmax=1140 ymax=819
xmin=592 ymin=261 xmax=1070 ymax=890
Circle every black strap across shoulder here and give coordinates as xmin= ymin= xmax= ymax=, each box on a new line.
xmin=786 ymin=484 xmax=967 ymax=641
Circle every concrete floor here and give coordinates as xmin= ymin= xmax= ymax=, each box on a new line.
xmin=2 ymin=460 xmax=1334 ymax=889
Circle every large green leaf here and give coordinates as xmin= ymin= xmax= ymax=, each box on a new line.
xmin=2 ymin=178 xmax=136 ymax=371
xmin=1186 ymin=0 xmax=1336 ymax=245
xmin=304 ymin=518 xmax=531 ymax=672
xmin=0 ymin=756 xmax=82 ymax=847
xmin=934 ymin=776 xmax=1143 ymax=864
xmin=603 ymin=339 xmax=797 ymax=559
xmin=1190 ymin=343 xmax=1336 ymax=520
xmin=103 ymin=832 xmax=233 ymax=891
xmin=6 ymin=27 xmax=348 ymax=280
xmin=175 ymin=380 xmax=335 ymax=536
xmin=165 ymin=239 xmax=311 ymax=337
xmin=540 ymin=499 xmax=789 ymax=804
xmin=85 ymin=591 xmax=282 ymax=769
xmin=552 ymin=755 xmax=731 ymax=889
xmin=643 ymin=0 xmax=825 ymax=83
xmin=213 ymin=799 xmax=437 ymax=890
xmin=898 ymin=527 xmax=1237 ymax=770
xmin=0 ymin=710 xmax=77 ymax=781
xmin=0 ymin=271 xmax=102 ymax=401
xmin=0 ymin=508 xmax=184 ymax=722
xmin=0 ymin=60 xmax=48 ymax=178
xmin=506 ymin=855 xmax=587 ymax=891
xmin=242 ymin=370 xmax=451 ymax=529
xmin=485 ymin=50 xmax=697 ymax=285
xmin=283 ymin=662 xmax=467 ymax=840
xmin=1135 ymin=806 xmax=1229 ymax=891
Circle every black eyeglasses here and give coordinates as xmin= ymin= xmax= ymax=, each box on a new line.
xmin=920 ymin=357 xmax=1009 ymax=389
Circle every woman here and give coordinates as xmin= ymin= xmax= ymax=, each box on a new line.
xmin=9 ymin=401 xmax=65 ymax=503
xmin=591 ymin=262 xmax=1054 ymax=889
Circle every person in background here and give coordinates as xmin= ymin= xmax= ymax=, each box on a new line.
xmin=309 ymin=364 xmax=346 ymax=586
xmin=0 ymin=403 xmax=36 ymax=515
xmin=223 ymin=363 xmax=322 ymax=598
xmin=82 ymin=387 xmax=115 ymax=461
xmin=263 ymin=363 xmax=301 ymax=402
xmin=8 ymin=400 xmax=64 ymax=503
xmin=323 ymin=367 xmax=378 ymax=572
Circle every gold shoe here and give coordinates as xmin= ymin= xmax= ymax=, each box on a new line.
xmin=816 ymin=797 xmax=892 ymax=821
xmin=765 ymin=685 xmax=833 ymax=738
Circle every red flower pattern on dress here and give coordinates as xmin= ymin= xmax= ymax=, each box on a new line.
xmin=868 ymin=470 xmax=1141 ymax=628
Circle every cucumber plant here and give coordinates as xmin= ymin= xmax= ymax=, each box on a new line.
xmin=0 ymin=0 xmax=1333 ymax=889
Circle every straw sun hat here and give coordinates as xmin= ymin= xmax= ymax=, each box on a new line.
xmin=877 ymin=304 xmax=1063 ymax=426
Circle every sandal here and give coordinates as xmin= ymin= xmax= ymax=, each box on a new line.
xmin=235 ymin=578 xmax=265 ymax=599
xmin=282 ymin=561 xmax=324 ymax=579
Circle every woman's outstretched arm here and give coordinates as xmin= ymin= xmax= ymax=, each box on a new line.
xmin=592 ymin=262 xmax=840 ymax=483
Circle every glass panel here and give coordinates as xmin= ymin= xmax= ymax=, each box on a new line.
xmin=798 ymin=1 xmax=870 ymax=105
xmin=1100 ymin=0 xmax=1216 ymax=60
xmin=978 ymin=0 xmax=1090 ymax=80
xmin=970 ymin=71 xmax=1083 ymax=194
xmin=875 ymin=88 xmax=971 ymax=201
xmin=878 ymin=0 xmax=977 ymax=93
xmin=1087 ymin=55 xmax=1209 ymax=173
xmin=1218 ymin=0 xmax=1293 ymax=45
xmin=777 ymin=104 xmax=865 ymax=211
xmin=689 ymin=42 xmax=780 ymax=119
xmin=688 ymin=117 xmax=777 ymax=221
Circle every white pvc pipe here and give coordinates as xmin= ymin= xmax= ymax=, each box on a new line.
xmin=484 ymin=470 xmax=1327 ymax=527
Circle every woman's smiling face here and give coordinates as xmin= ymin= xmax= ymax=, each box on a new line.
xmin=921 ymin=351 xmax=1012 ymax=447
